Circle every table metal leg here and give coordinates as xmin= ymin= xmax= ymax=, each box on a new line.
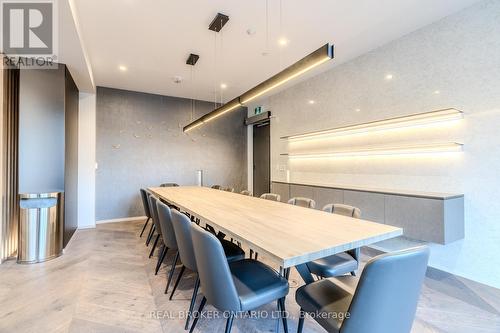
xmin=294 ymin=264 xmax=315 ymax=284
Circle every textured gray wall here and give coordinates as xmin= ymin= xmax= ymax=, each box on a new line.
xmin=96 ymin=87 xmax=247 ymax=220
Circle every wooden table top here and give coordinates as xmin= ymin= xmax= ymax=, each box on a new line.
xmin=149 ymin=186 xmax=403 ymax=268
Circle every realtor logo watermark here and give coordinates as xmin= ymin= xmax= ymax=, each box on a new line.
xmin=1 ymin=0 xmax=58 ymax=68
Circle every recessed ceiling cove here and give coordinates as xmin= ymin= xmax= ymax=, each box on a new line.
xmin=71 ymin=0 xmax=480 ymax=102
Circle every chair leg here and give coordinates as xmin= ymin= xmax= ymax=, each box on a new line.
xmin=255 ymin=252 xmax=259 ymax=260
xmin=155 ymin=246 xmax=168 ymax=275
xmin=149 ymin=234 xmax=160 ymax=258
xmin=250 ymin=249 xmax=254 ymax=259
xmin=185 ymin=275 xmax=200 ymax=330
xmin=225 ymin=314 xmax=235 ymax=333
xmin=146 ymin=224 xmax=155 ymax=245
xmin=189 ymin=296 xmax=207 ymax=333
xmin=278 ymin=298 xmax=288 ymax=333
xmin=165 ymin=252 xmax=179 ymax=294
xmin=297 ymin=308 xmax=305 ymax=333
xmin=140 ymin=217 xmax=150 ymax=237
xmin=169 ymin=265 xmax=186 ymax=300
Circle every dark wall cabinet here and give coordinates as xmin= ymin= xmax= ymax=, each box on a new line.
xmin=18 ymin=64 xmax=79 ymax=247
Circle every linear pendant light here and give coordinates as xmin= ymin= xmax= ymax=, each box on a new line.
xmin=282 ymin=108 xmax=464 ymax=141
xmin=284 ymin=142 xmax=463 ymax=159
xmin=183 ymin=43 xmax=335 ymax=132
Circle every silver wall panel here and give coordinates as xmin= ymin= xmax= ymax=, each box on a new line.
xmin=290 ymin=184 xmax=314 ymax=203
xmin=340 ymin=190 xmax=386 ymax=224
xmin=313 ymin=187 xmax=344 ymax=211
xmin=384 ymin=195 xmax=444 ymax=243
xmin=271 ymin=182 xmax=290 ymax=203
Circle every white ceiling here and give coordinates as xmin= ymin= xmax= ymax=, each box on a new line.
xmin=70 ymin=0 xmax=480 ymax=102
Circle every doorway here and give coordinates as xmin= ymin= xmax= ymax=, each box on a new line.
xmin=253 ymin=122 xmax=270 ymax=197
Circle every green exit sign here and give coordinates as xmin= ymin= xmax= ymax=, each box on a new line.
xmin=254 ymin=106 xmax=262 ymax=115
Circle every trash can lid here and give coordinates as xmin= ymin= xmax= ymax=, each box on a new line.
xmin=19 ymin=191 xmax=63 ymax=199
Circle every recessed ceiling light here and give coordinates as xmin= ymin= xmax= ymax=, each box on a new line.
xmin=119 ymin=65 xmax=127 ymax=72
xmin=355 ymin=108 xmax=361 ymax=112
xmin=220 ymin=83 xmax=228 ymax=89
xmin=246 ymin=28 xmax=256 ymax=36
xmin=278 ymin=38 xmax=288 ymax=46
xmin=385 ymin=74 xmax=393 ymax=80
xmin=433 ymin=90 xmax=441 ymax=95
xmin=308 ymin=100 xmax=315 ymax=104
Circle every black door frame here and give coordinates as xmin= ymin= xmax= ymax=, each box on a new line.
xmin=252 ymin=121 xmax=271 ymax=196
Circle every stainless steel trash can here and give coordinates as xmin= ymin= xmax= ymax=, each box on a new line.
xmin=18 ymin=192 xmax=64 ymax=264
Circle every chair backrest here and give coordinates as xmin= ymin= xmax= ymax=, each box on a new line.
xmin=341 ymin=246 xmax=430 ymax=333
xmin=211 ymin=185 xmax=222 ymax=190
xmin=148 ymin=195 xmax=162 ymax=235
xmin=240 ymin=190 xmax=252 ymax=196
xmin=323 ymin=203 xmax=361 ymax=218
xmin=191 ymin=225 xmax=241 ymax=312
xmin=156 ymin=201 xmax=177 ymax=249
xmin=288 ymin=197 xmax=316 ymax=209
xmin=160 ymin=183 xmax=179 ymax=187
xmin=170 ymin=209 xmax=197 ymax=271
xmin=223 ymin=187 xmax=235 ymax=193
xmin=140 ymin=189 xmax=151 ymax=218
xmin=260 ymin=193 xmax=281 ymax=202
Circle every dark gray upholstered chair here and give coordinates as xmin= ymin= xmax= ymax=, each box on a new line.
xmin=211 ymin=185 xmax=222 ymax=190
xmin=154 ymin=201 xmax=178 ymax=276
xmin=139 ymin=189 xmax=152 ymax=238
xmin=296 ymin=246 xmax=430 ymax=333
xmin=260 ymin=193 xmax=281 ymax=201
xmin=323 ymin=203 xmax=361 ymax=218
xmin=240 ymin=190 xmax=252 ymax=196
xmin=145 ymin=191 xmax=156 ymax=246
xmin=160 ymin=183 xmax=179 ymax=187
xmin=169 ymin=210 xmax=245 ymax=330
xmin=223 ymin=187 xmax=235 ymax=192
xmin=148 ymin=195 xmax=162 ymax=259
xmin=189 ymin=226 xmax=290 ymax=333
xmin=288 ymin=197 xmax=316 ymax=209
xmin=306 ymin=204 xmax=362 ymax=278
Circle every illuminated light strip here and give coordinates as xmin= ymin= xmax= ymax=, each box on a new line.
xmin=202 ymin=103 xmax=242 ymax=123
xmin=240 ymin=56 xmax=331 ymax=104
xmin=184 ymin=98 xmax=241 ymax=132
xmin=183 ymin=43 xmax=334 ymax=132
xmin=184 ymin=120 xmax=204 ymax=132
xmin=285 ymin=142 xmax=463 ymax=159
xmin=282 ymin=108 xmax=464 ymax=141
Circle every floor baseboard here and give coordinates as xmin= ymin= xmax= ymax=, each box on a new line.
xmin=96 ymin=216 xmax=147 ymax=224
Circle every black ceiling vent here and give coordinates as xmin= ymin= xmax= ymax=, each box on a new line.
xmin=208 ymin=13 xmax=229 ymax=32
xmin=186 ymin=53 xmax=199 ymax=66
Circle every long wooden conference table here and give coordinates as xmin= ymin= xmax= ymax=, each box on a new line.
xmin=149 ymin=186 xmax=403 ymax=283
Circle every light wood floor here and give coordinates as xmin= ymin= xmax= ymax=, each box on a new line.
xmin=0 ymin=220 xmax=499 ymax=333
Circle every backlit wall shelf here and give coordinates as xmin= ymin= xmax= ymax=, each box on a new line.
xmin=282 ymin=142 xmax=464 ymax=159
xmin=280 ymin=108 xmax=463 ymax=141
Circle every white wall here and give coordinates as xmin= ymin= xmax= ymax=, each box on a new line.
xmin=77 ymin=92 xmax=96 ymax=229
xmin=248 ymin=0 xmax=500 ymax=288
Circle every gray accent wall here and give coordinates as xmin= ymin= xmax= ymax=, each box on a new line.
xmin=96 ymin=87 xmax=247 ymax=220
xmin=19 ymin=66 xmax=65 ymax=193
